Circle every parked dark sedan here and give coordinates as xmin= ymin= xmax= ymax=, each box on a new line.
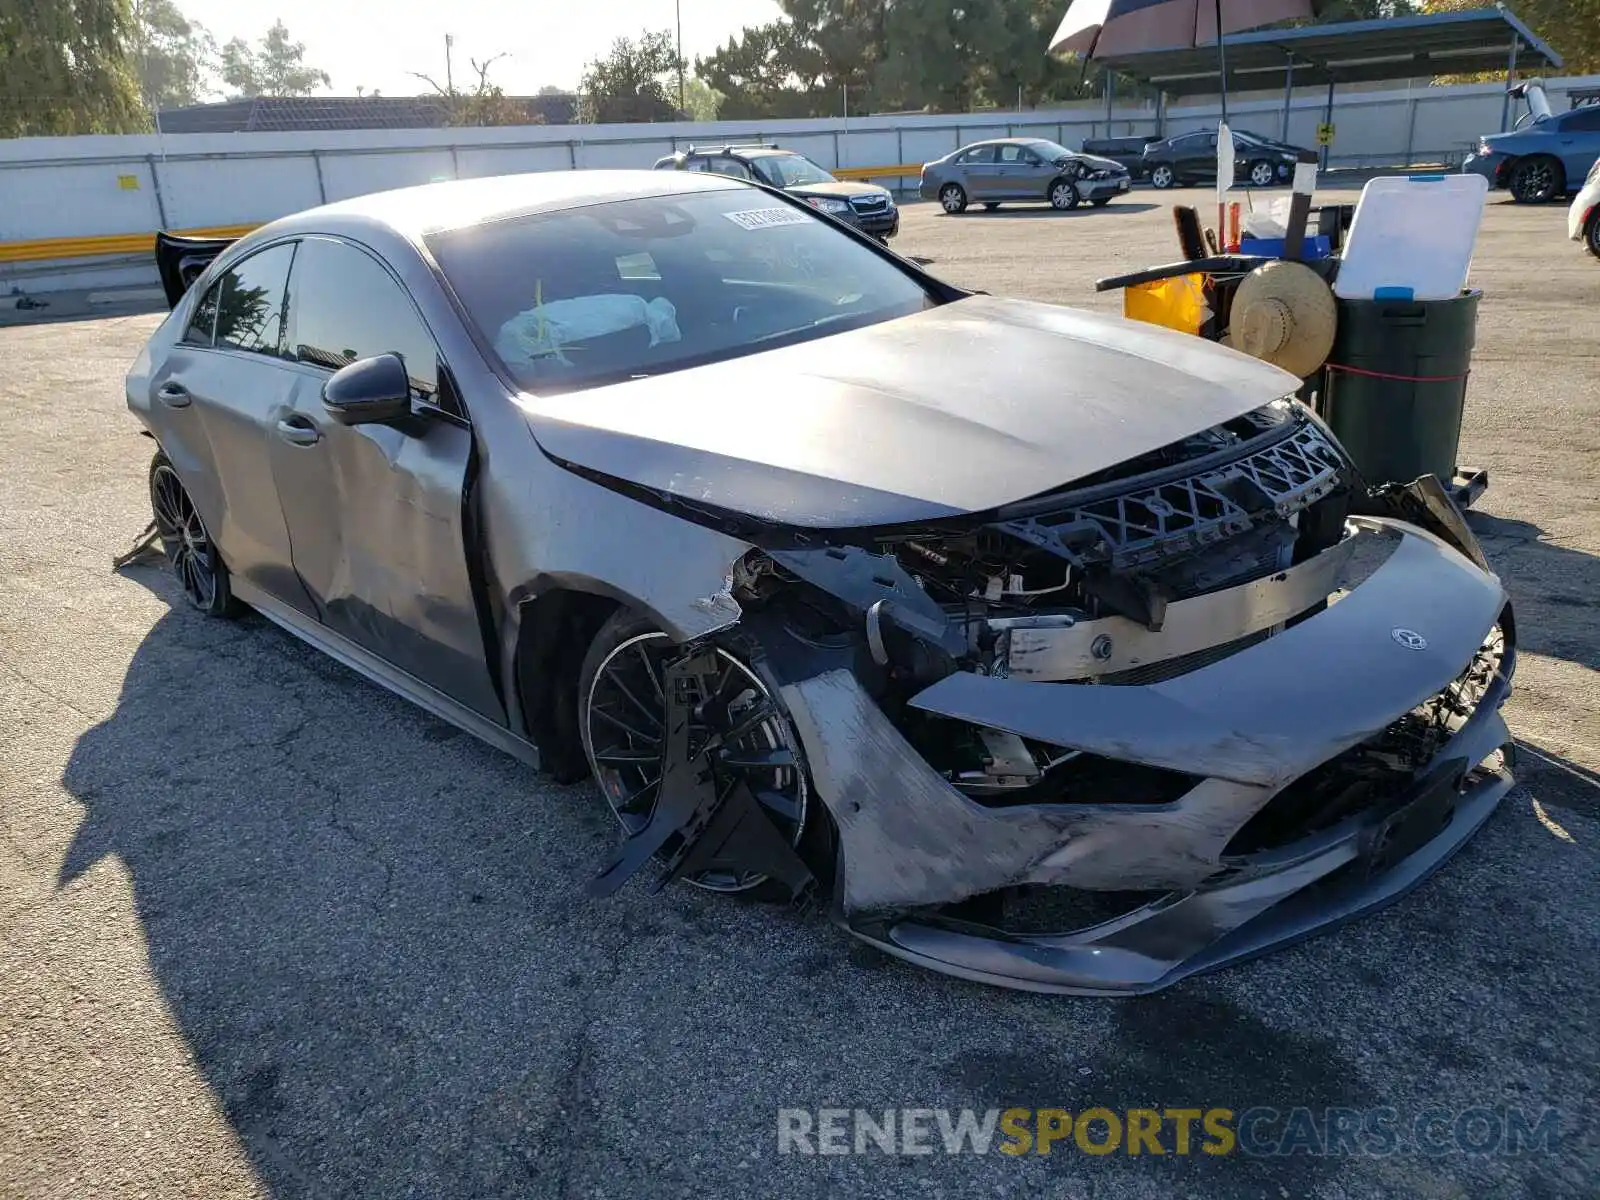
xmin=1143 ymin=128 xmax=1310 ymax=189
xmin=130 ymin=170 xmax=1515 ymax=995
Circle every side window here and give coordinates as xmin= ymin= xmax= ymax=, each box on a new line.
xmin=997 ymin=144 xmax=1026 ymax=163
xmin=959 ymin=145 xmax=996 ymax=165
xmin=1561 ymin=107 xmax=1600 ymax=132
xmin=213 ymin=243 xmax=294 ymax=356
xmin=706 ymin=157 xmax=754 ymax=180
xmin=285 ymin=237 xmax=439 ymax=401
xmin=182 ymin=280 xmax=220 ymax=346
xmin=685 ymin=156 xmax=714 ymax=172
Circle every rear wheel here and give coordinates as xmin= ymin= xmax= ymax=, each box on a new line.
xmin=149 ymin=452 xmax=239 ymax=618
xmin=938 ymin=182 xmax=968 ymax=214
xmin=1509 ymin=155 xmax=1563 ymax=203
xmin=1149 ymin=163 xmax=1176 ymax=190
xmin=577 ymin=610 xmax=819 ymax=899
xmin=1049 ymin=178 xmax=1081 ymax=210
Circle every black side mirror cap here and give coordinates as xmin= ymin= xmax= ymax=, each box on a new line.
xmin=322 ymin=353 xmax=412 ymax=426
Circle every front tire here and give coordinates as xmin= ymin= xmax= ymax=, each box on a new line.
xmin=1049 ymin=178 xmax=1081 ymax=210
xmin=1248 ymin=159 xmax=1276 ymax=187
xmin=1586 ymin=211 xmax=1600 ymax=260
xmin=1509 ymin=156 xmax=1563 ymax=203
xmin=938 ymin=183 xmax=968 ymax=214
xmin=1149 ymin=163 xmax=1176 ymax=190
xmin=577 ymin=610 xmax=818 ymax=899
xmin=149 ymin=452 xmax=239 ymax=618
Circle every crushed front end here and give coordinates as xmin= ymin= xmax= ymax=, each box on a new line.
xmin=594 ymin=400 xmax=1517 ymax=994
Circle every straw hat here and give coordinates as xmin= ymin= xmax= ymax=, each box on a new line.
xmin=1225 ymin=260 xmax=1337 ymax=379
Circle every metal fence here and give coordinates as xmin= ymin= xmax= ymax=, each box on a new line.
xmin=3 ymin=72 xmax=1597 ymax=294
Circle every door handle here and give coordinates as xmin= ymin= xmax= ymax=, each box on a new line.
xmin=276 ymin=417 xmax=322 ymax=447
xmin=156 ymin=381 xmax=191 ymax=408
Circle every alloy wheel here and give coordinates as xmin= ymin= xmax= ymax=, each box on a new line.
xmin=1250 ymin=160 xmax=1276 ymax=187
xmin=583 ymin=631 xmax=808 ymax=893
xmin=1150 ymin=164 xmax=1174 ymax=189
xmin=150 ymin=463 xmax=218 ymax=611
xmin=939 ymin=183 xmax=967 ymax=214
xmin=1512 ymin=158 xmax=1558 ymax=203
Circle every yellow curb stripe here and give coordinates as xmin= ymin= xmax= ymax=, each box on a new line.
xmin=0 ymin=223 xmax=260 ymax=265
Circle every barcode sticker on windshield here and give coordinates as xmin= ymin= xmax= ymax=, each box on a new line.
xmin=723 ymin=207 xmax=810 ymax=230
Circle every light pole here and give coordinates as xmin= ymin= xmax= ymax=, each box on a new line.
xmin=675 ymin=0 xmax=686 ymax=113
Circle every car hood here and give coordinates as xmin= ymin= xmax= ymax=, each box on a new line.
xmin=785 ymin=179 xmax=891 ymax=200
xmin=521 ymin=294 xmax=1301 ymax=529
xmin=1071 ymin=153 xmax=1128 ymax=173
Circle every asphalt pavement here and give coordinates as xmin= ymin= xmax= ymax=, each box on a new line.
xmin=1 ymin=188 xmax=1596 ymax=1199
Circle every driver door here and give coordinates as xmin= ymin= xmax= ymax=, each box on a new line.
xmin=266 ymin=235 xmax=502 ymax=720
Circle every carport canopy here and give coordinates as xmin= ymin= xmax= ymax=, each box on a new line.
xmin=1094 ymin=7 xmax=1562 ymax=97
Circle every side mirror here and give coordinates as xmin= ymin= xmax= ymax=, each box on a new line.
xmin=322 ymin=353 xmax=412 ymax=426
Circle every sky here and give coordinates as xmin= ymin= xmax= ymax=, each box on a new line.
xmin=182 ymin=0 xmax=784 ymax=96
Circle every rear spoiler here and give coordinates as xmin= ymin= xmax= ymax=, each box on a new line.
xmin=154 ymin=232 xmax=237 ymax=308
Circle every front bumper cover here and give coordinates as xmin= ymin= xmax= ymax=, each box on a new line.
xmin=781 ymin=519 xmax=1516 ymax=995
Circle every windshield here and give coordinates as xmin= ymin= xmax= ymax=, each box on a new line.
xmin=753 ymin=153 xmax=837 ymax=188
xmin=427 ymin=189 xmax=936 ymax=393
xmin=1025 ymin=140 xmax=1075 ymax=161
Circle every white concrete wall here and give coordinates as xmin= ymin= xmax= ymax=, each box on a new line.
xmin=2 ymin=72 xmax=1595 ymax=293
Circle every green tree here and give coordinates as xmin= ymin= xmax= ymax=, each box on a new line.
xmin=578 ymin=30 xmax=683 ymax=123
xmin=697 ymin=21 xmax=826 ymax=118
xmin=131 ymin=0 xmax=215 ymax=110
xmin=1422 ymin=0 xmax=1600 ymax=77
xmin=681 ymin=76 xmax=723 ymax=121
xmin=220 ymin=19 xmax=329 ymax=98
xmin=0 ymin=0 xmax=149 ymax=136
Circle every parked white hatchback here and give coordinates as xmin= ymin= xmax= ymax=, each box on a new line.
xmin=1569 ymin=157 xmax=1600 ymax=259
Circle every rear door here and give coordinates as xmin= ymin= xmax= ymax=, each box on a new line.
xmin=266 ymin=235 xmax=502 ymax=719
xmin=957 ymin=144 xmax=1001 ymax=198
xmin=146 ymin=241 xmax=319 ymax=613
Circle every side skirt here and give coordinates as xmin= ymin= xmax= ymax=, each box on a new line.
xmin=231 ymin=578 xmax=542 ymax=770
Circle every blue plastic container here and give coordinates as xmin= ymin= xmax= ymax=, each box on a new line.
xmin=1239 ymin=235 xmax=1332 ymax=261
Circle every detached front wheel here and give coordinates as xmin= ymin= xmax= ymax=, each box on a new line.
xmin=577 ymin=611 xmax=820 ymax=899
xmin=149 ymin=452 xmax=239 ymax=618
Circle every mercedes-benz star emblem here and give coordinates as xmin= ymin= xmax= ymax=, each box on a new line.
xmin=1391 ymin=628 xmax=1428 ymax=651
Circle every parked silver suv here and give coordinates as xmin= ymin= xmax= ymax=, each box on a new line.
xmin=919 ymin=138 xmax=1131 ymax=214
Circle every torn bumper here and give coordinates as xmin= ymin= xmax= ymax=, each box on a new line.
xmin=782 ymin=519 xmax=1517 ymax=995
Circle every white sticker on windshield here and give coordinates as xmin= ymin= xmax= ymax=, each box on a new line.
xmin=723 ymin=206 xmax=810 ymax=230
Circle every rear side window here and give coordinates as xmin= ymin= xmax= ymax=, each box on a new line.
xmin=182 ymin=281 xmax=220 ymax=346
xmin=284 ymin=236 xmax=439 ymax=398
xmin=1562 ymin=107 xmax=1600 ymax=132
xmin=214 ymin=243 xmax=294 ymax=357
xmin=705 ymin=158 xmax=754 ymax=180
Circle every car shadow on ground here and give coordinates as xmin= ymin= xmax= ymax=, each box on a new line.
xmin=52 ymin=555 xmax=1599 ymax=1197
xmin=962 ymin=202 xmax=1160 ymax=219
xmin=1467 ymin=511 xmax=1600 ymax=674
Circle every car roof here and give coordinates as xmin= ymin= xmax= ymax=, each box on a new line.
xmin=246 ymin=169 xmax=747 ymax=246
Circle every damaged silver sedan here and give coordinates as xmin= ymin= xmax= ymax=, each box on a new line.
xmin=127 ymin=170 xmax=1515 ymax=994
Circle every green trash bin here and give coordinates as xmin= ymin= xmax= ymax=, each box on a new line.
xmin=1319 ymin=289 xmax=1480 ymax=488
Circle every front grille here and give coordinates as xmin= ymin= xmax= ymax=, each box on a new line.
xmin=1003 ymin=419 xmax=1346 ymax=572
xmin=1097 ymin=628 xmax=1272 ymax=686
xmin=850 ymin=195 xmax=890 ymax=214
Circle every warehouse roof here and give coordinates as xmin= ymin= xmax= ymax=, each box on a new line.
xmin=1093 ymin=7 xmax=1563 ymax=97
